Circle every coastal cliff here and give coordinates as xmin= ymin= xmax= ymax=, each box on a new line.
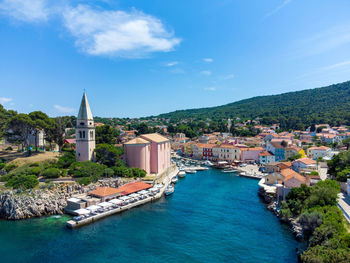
xmin=0 ymin=179 xmax=122 ymax=220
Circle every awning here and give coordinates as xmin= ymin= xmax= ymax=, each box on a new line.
xmin=119 ymin=196 xmax=131 ymax=201
xmin=138 ymin=190 xmax=149 ymax=195
xmin=67 ymin=197 xmax=81 ymax=202
xmin=98 ymin=202 xmax=113 ymax=208
xmin=128 ymin=193 xmax=140 ymax=198
xmin=86 ymin=205 xmax=100 ymax=211
xmin=74 ymin=208 xmax=90 ymax=215
xmin=109 ymin=199 xmax=123 ymax=205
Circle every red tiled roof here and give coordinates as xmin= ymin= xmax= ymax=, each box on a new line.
xmin=115 ymin=181 xmax=152 ymax=195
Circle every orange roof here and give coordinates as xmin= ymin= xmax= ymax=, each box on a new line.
xmin=294 ymin=157 xmax=316 ymax=165
xmin=283 ymin=169 xmax=306 ymax=183
xmin=259 ymin=151 xmax=272 ymax=156
xmin=115 ymin=181 xmax=152 ymax=195
xmin=196 ymin=143 xmax=215 ymax=149
xmin=240 ymin=147 xmax=264 ymax=151
xmin=88 ymin=187 xmax=121 ymax=197
xmin=218 ymin=144 xmax=238 ymax=149
xmin=309 ymin=146 xmax=330 ymax=150
xmin=140 ymin=133 xmax=169 ymax=143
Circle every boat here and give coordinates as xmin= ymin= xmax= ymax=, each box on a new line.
xmin=204 ymin=160 xmax=214 ymax=167
xmin=185 ymin=168 xmax=196 ymax=174
xmin=165 ymin=185 xmax=174 ymax=196
xmin=222 ymin=168 xmax=238 ymax=173
xmin=178 ymin=171 xmax=186 ymax=178
xmin=171 ymin=176 xmax=178 ymax=183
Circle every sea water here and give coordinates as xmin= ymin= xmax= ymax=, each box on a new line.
xmin=0 ymin=169 xmax=300 ymax=263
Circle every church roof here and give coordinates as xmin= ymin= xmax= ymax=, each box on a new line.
xmin=140 ymin=133 xmax=169 ymax=143
xmin=77 ymin=93 xmax=93 ymax=120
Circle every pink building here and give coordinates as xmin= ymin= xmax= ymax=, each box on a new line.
xmin=124 ymin=133 xmax=171 ymax=175
xmin=240 ymin=147 xmax=264 ymax=163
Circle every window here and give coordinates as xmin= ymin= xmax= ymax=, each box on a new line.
xmin=90 ymin=131 xmax=93 ymax=139
xmin=82 ymin=131 xmax=85 ymax=138
xmin=80 ymin=122 xmax=84 ymax=126
xmin=79 ymin=131 xmax=82 ymax=138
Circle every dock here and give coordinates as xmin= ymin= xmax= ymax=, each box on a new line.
xmin=66 ymin=167 xmax=178 ymax=229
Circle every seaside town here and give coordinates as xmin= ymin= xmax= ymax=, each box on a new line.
xmin=1 ymin=1 xmax=350 ymax=262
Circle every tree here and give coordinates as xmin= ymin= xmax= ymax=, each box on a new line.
xmin=136 ymin=123 xmax=149 ymax=135
xmin=29 ymin=111 xmax=50 ymax=151
xmin=306 ymin=180 xmax=340 ymax=208
xmin=95 ymin=144 xmax=123 ymax=167
xmin=6 ymin=113 xmax=33 ymax=150
xmin=95 ymin=125 xmax=119 ymax=144
xmin=5 ymin=174 xmax=39 ymax=189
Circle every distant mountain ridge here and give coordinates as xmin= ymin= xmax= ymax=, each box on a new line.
xmin=158 ymin=81 xmax=350 ymax=129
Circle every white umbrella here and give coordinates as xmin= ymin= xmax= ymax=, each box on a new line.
xmin=86 ymin=205 xmax=100 ymax=211
xmin=74 ymin=208 xmax=90 ymax=215
xmin=109 ymin=199 xmax=123 ymax=205
xmin=119 ymin=196 xmax=130 ymax=201
xmin=98 ymin=202 xmax=113 ymax=208
xmin=138 ymin=190 xmax=149 ymax=195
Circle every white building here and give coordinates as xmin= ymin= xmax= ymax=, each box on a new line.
xmin=307 ymin=146 xmax=331 ymax=160
xmin=75 ymin=93 xmax=96 ymax=162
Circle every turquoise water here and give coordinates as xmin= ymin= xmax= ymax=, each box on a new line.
xmin=0 ymin=169 xmax=300 ymax=263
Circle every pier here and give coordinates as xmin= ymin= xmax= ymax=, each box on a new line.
xmin=66 ymin=167 xmax=179 ymax=229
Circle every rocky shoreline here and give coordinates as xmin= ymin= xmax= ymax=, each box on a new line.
xmin=0 ymin=178 xmax=130 ymax=220
xmin=258 ymin=187 xmax=304 ymax=241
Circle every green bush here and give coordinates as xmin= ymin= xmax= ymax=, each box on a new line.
xmin=131 ymin=168 xmax=147 ymax=177
xmin=5 ymin=146 xmax=13 ymax=151
xmin=301 ymin=246 xmax=350 ymax=263
xmin=5 ymin=174 xmax=39 ymax=189
xmin=29 ymin=162 xmax=39 ymax=167
xmin=103 ymin=168 xmax=114 ymax=177
xmin=0 ymin=163 xmax=5 ymax=170
xmin=4 ymin=164 xmax=17 ymax=172
xmin=30 ymin=166 xmax=41 ymax=176
xmin=69 ymin=161 xmax=105 ymax=178
xmin=95 ymin=144 xmax=123 ymax=167
xmin=57 ymin=151 xmax=76 ymax=169
xmin=41 ymin=168 xmax=60 ymax=178
xmin=77 ymin=177 xmax=91 ymax=185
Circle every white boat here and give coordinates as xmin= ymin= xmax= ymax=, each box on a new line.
xmin=178 ymin=171 xmax=186 ymax=178
xmin=185 ymin=168 xmax=196 ymax=174
xmin=205 ymin=160 xmax=214 ymax=167
xmin=171 ymin=176 xmax=178 ymax=183
xmin=222 ymin=168 xmax=238 ymax=173
xmin=165 ymin=185 xmax=174 ymax=195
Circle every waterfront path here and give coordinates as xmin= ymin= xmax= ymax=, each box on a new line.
xmin=338 ymin=192 xmax=350 ymax=223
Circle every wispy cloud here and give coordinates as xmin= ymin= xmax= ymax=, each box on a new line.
xmin=0 ymin=1 xmax=181 ymax=58
xmin=321 ymin=60 xmax=350 ymax=71
xmin=0 ymin=97 xmax=13 ymax=104
xmin=292 ymin=24 xmax=350 ymax=58
xmin=0 ymin=0 xmax=50 ymax=22
xmin=264 ymin=0 xmax=292 ymax=19
xmin=200 ymin=70 xmax=212 ymax=76
xmin=54 ymin=104 xmax=74 ymax=113
xmin=221 ymin=73 xmax=234 ymax=80
xmin=203 ymin=58 xmax=213 ymax=63
xmin=204 ymin=87 xmax=216 ymax=91
xmin=165 ymin=61 xmax=179 ymax=67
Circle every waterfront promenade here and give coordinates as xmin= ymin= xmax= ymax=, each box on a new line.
xmin=66 ymin=166 xmax=179 ymax=228
xmin=338 ymin=193 xmax=350 ymax=223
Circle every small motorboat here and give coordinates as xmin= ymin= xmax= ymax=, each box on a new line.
xmin=165 ymin=185 xmax=174 ymax=196
xmin=205 ymin=160 xmax=214 ymax=167
xmin=185 ymin=168 xmax=196 ymax=174
xmin=178 ymin=171 xmax=186 ymax=178
xmin=171 ymin=176 xmax=178 ymax=183
xmin=222 ymin=168 xmax=237 ymax=173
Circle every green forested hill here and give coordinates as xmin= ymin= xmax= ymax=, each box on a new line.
xmin=158 ymin=81 xmax=350 ymax=129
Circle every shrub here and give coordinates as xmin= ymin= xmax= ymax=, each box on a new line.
xmin=5 ymin=146 xmax=13 ymax=151
xmin=131 ymin=168 xmax=147 ymax=177
xmin=103 ymin=168 xmax=114 ymax=177
xmin=69 ymin=161 xmax=105 ymax=178
xmin=41 ymin=168 xmax=60 ymax=178
xmin=310 ymin=171 xmax=319 ymax=176
xmin=30 ymin=167 xmax=41 ymax=176
xmin=29 ymin=162 xmax=40 ymax=167
xmin=0 ymin=163 xmax=5 ymax=170
xmin=77 ymin=177 xmax=91 ymax=185
xmin=4 ymin=164 xmax=17 ymax=173
xmin=5 ymin=174 xmax=39 ymax=189
xmin=57 ymin=151 xmax=76 ymax=169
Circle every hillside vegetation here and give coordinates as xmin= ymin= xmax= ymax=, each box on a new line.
xmin=158 ymin=81 xmax=350 ymax=130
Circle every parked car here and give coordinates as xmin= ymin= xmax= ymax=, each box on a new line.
xmin=73 ymin=216 xmax=83 ymax=221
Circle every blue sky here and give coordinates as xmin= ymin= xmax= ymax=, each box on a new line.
xmin=1 ymin=0 xmax=350 ymax=118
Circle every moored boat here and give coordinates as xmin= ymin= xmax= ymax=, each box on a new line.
xmin=222 ymin=168 xmax=238 ymax=173
xmin=171 ymin=176 xmax=178 ymax=183
xmin=165 ymin=185 xmax=174 ymax=195
xmin=178 ymin=171 xmax=186 ymax=178
xmin=185 ymin=168 xmax=196 ymax=174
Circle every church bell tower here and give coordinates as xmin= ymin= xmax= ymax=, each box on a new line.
xmin=76 ymin=93 xmax=95 ymax=162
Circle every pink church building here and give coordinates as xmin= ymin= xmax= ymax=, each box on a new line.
xmin=124 ymin=133 xmax=171 ymax=175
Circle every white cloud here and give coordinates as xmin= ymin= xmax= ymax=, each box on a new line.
xmin=204 ymin=87 xmax=216 ymax=91
xmin=0 ymin=97 xmax=13 ymax=104
xmin=264 ymin=0 xmax=292 ymax=19
xmin=203 ymin=58 xmax=213 ymax=63
xmin=200 ymin=70 xmax=212 ymax=76
xmin=221 ymin=73 xmax=234 ymax=80
xmin=0 ymin=0 xmax=50 ymax=22
xmin=54 ymin=104 xmax=74 ymax=113
xmin=62 ymin=5 xmax=181 ymax=57
xmin=0 ymin=1 xmax=181 ymax=58
xmin=321 ymin=60 xmax=350 ymax=71
xmin=166 ymin=61 xmax=179 ymax=67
